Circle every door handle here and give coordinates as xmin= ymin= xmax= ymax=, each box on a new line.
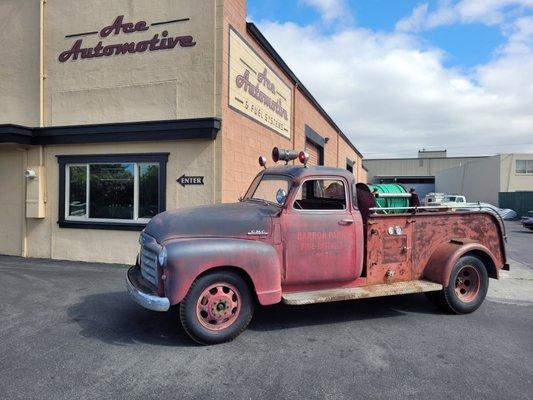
xmin=339 ymin=219 xmax=354 ymax=226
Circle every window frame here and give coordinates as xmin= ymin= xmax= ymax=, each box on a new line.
xmin=57 ymin=153 xmax=169 ymax=230
xmin=346 ymin=158 xmax=354 ymax=173
xmin=515 ymin=159 xmax=533 ymax=175
xmin=291 ymin=176 xmax=350 ymax=213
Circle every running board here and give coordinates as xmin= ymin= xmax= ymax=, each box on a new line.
xmin=282 ymin=280 xmax=443 ymax=305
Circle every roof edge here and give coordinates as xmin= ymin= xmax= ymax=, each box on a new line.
xmin=0 ymin=118 xmax=221 ymax=145
xmin=364 ymin=156 xmax=489 ymax=161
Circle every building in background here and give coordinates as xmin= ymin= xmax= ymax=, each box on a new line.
xmin=436 ymin=154 xmax=533 ymax=207
xmin=363 ymin=150 xmax=485 ymax=200
xmin=0 ymin=0 xmax=365 ymax=264
xmin=364 ymin=151 xmax=533 ymax=206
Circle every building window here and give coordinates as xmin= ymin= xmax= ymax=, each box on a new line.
xmin=516 ymin=160 xmax=533 ymax=174
xmin=57 ymin=153 xmax=168 ymax=230
xmin=346 ymin=158 xmax=354 ymax=173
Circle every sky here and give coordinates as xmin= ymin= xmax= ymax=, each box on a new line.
xmin=247 ymin=0 xmax=533 ymax=158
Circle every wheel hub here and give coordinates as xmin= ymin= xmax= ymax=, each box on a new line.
xmin=196 ymin=283 xmax=241 ymax=331
xmin=454 ymin=265 xmax=480 ymax=303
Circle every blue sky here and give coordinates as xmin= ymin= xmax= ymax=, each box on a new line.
xmin=247 ymin=0 xmax=533 ymax=157
xmin=249 ymin=1 xmax=505 ymax=67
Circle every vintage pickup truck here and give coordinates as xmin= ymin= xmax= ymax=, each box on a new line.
xmin=127 ymin=148 xmax=508 ymax=345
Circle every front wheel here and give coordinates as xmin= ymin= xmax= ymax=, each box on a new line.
xmin=179 ymin=271 xmax=254 ymax=345
xmin=427 ymin=255 xmax=489 ymax=314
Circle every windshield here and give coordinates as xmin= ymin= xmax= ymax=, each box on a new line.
xmin=444 ymin=196 xmax=464 ymax=202
xmin=244 ymin=174 xmax=292 ymax=206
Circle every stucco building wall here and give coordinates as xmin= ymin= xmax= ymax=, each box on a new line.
xmin=500 ymin=153 xmax=533 ymax=192
xmin=23 ymin=140 xmax=215 ymax=264
xmin=0 ymin=1 xmax=40 ymax=126
xmin=43 ymin=0 xmax=218 ymax=125
xmin=0 ymin=147 xmax=25 ymax=256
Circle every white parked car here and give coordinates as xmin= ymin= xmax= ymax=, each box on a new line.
xmin=441 ymin=195 xmax=467 ymax=209
xmin=424 ymin=192 xmax=445 ymax=206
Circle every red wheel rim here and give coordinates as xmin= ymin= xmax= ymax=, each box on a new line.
xmin=196 ymin=283 xmax=241 ymax=331
xmin=454 ymin=265 xmax=481 ymax=303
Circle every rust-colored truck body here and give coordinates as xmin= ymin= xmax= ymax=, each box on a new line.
xmin=127 ymin=163 xmax=507 ymax=344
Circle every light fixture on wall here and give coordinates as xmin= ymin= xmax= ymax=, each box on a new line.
xmin=324 ymin=137 xmax=330 ymax=144
xmin=24 ymin=169 xmax=37 ymax=179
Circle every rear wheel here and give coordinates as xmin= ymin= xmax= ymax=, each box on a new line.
xmin=426 ymin=255 xmax=489 ymax=314
xmin=179 ymin=271 xmax=254 ymax=345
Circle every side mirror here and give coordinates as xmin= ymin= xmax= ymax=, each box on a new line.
xmin=276 ymin=188 xmax=287 ymax=205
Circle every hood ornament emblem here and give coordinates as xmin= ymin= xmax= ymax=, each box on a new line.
xmin=247 ymin=229 xmax=268 ymax=236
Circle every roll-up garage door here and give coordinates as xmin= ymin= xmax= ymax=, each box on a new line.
xmin=305 ymin=140 xmax=322 ymax=166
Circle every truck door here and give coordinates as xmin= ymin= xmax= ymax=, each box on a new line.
xmin=282 ymin=177 xmax=359 ymax=285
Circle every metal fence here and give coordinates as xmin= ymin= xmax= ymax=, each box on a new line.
xmin=499 ymin=191 xmax=533 ymax=218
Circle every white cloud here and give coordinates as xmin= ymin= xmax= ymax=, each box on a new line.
xmin=301 ymin=0 xmax=352 ymax=24
xmin=396 ymin=0 xmax=533 ymax=32
xmin=256 ymin=15 xmax=533 ymax=158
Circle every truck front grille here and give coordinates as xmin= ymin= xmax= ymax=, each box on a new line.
xmin=139 ymin=232 xmax=160 ymax=287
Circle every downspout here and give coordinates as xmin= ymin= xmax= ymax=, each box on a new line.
xmin=336 ymin=130 xmax=339 ymax=168
xmin=292 ymin=82 xmax=298 ymax=152
xmin=21 ymin=1 xmax=46 ymax=257
xmin=40 ymin=0 xmax=45 ymax=128
xmin=20 ymin=149 xmax=28 ymax=257
xmin=506 ymin=154 xmax=512 ymax=192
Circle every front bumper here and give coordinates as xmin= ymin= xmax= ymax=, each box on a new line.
xmin=126 ymin=266 xmax=170 ymax=312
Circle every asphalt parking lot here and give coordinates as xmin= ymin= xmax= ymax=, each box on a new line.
xmin=0 ymin=221 xmax=531 ymax=400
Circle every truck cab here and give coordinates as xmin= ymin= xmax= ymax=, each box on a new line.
xmin=127 ymin=148 xmax=507 ymax=345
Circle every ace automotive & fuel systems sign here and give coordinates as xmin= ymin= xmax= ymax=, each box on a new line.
xmin=228 ymin=27 xmax=292 ymax=139
xmin=58 ymin=15 xmax=196 ymax=62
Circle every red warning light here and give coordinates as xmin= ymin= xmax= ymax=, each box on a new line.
xmin=298 ymin=151 xmax=309 ymax=165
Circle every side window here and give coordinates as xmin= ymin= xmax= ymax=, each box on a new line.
xmin=293 ymin=179 xmax=347 ymax=210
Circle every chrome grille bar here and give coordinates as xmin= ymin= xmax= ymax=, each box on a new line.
xmin=139 ymin=232 xmax=160 ymax=287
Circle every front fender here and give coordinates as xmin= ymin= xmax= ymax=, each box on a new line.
xmin=423 ymin=239 xmax=499 ymax=287
xmin=163 ymin=238 xmax=282 ymax=306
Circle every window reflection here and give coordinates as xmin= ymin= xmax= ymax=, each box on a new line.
xmin=69 ymin=166 xmax=87 ymax=217
xmin=139 ymin=163 xmax=159 ymax=219
xmin=89 ymin=164 xmax=134 ymax=219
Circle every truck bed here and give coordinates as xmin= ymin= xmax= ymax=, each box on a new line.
xmin=364 ymin=210 xmax=506 ymax=285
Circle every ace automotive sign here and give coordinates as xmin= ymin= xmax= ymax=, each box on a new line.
xmin=228 ymin=27 xmax=292 ymax=139
xmin=58 ymin=15 xmax=196 ymax=62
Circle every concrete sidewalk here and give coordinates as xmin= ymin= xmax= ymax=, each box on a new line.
xmin=487 ymin=258 xmax=533 ymax=305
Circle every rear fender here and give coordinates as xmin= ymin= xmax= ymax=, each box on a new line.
xmin=423 ymin=240 xmax=499 ymax=287
xmin=163 ymin=238 xmax=282 ymax=306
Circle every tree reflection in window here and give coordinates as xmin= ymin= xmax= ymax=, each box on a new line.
xmin=69 ymin=166 xmax=87 ymax=217
xmin=139 ymin=163 xmax=159 ymax=219
xmin=89 ymin=164 xmax=134 ymax=219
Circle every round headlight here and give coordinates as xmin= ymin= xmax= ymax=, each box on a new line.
xmin=158 ymin=246 xmax=167 ymax=267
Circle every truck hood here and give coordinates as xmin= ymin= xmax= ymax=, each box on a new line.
xmin=144 ymin=201 xmax=280 ymax=244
